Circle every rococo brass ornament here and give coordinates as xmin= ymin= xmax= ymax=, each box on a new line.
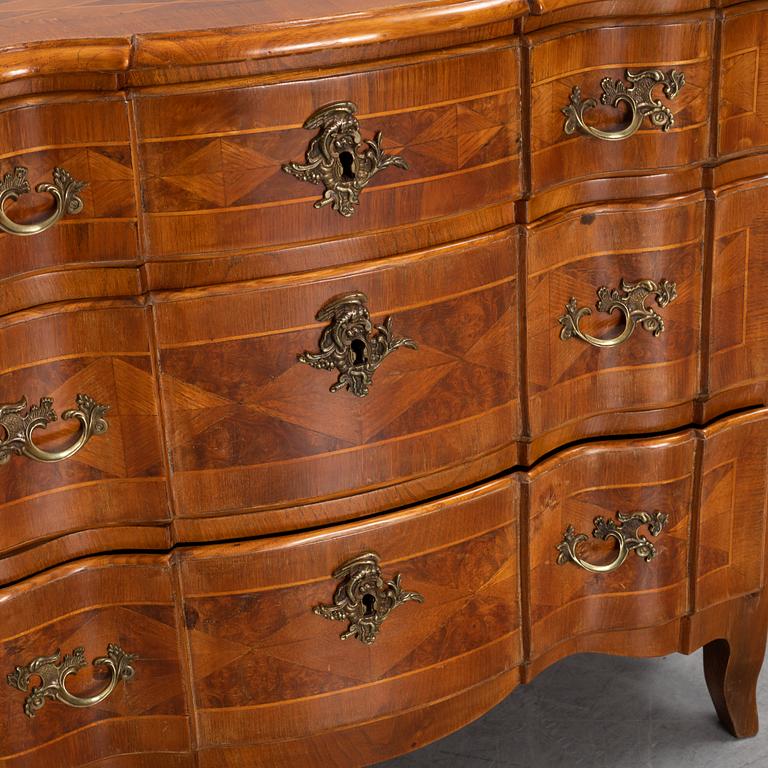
xmin=559 ymin=277 xmax=677 ymax=348
xmin=0 ymin=166 xmax=86 ymax=236
xmin=282 ymin=101 xmax=409 ymax=216
xmin=557 ymin=510 xmax=669 ymax=574
xmin=562 ymin=68 xmax=686 ymax=141
xmin=0 ymin=393 xmax=109 ymax=464
xmin=7 ymin=644 xmax=136 ymax=718
xmin=299 ymin=292 xmax=417 ymax=397
xmin=314 ymin=552 xmax=424 ymax=645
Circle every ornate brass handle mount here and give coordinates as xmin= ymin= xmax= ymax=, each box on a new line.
xmin=283 ymin=101 xmax=408 ymax=216
xmin=299 ymin=292 xmax=417 ymax=397
xmin=562 ymin=68 xmax=685 ymax=141
xmin=7 ymin=644 xmax=136 ymax=718
xmin=314 ymin=552 xmax=424 ymax=645
xmin=557 ymin=511 xmax=668 ymax=574
xmin=0 ymin=393 xmax=109 ymax=464
xmin=559 ymin=278 xmax=677 ymax=348
xmin=0 ymin=166 xmax=86 ymax=236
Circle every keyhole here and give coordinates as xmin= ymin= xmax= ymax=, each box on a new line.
xmin=339 ymin=150 xmax=356 ymax=181
xmin=362 ymin=593 xmax=377 ymax=616
xmin=351 ymin=338 xmax=367 ymax=365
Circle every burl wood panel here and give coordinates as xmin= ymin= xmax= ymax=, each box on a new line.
xmin=0 ymin=96 xmax=139 ymax=314
xmin=696 ymin=409 xmax=768 ymax=611
xmin=527 ymin=430 xmax=694 ymax=658
xmin=704 ymin=176 xmax=768 ymax=419
xmin=178 ymin=477 xmax=521 ymax=766
xmin=528 ymin=12 xmax=713 ymax=195
xmin=719 ymin=1 xmax=768 ymax=158
xmin=135 ymin=44 xmax=521 ymax=263
xmin=154 ymin=231 xmax=520 ymax=530
xmin=0 ymin=556 xmax=191 ymax=768
xmin=525 ymin=193 xmax=704 ymax=460
xmin=0 ymin=301 xmax=169 ymax=580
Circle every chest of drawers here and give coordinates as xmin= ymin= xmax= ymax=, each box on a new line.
xmin=1 ymin=1 xmax=768 ymax=766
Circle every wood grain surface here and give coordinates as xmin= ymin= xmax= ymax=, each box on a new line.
xmin=0 ymin=556 xmax=191 ymax=768
xmin=525 ymin=193 xmax=704 ymax=459
xmin=0 ymin=301 xmax=169 ymax=577
xmin=135 ymin=43 xmax=521 ymax=261
xmin=528 ymin=12 xmax=714 ymax=194
xmin=154 ymin=231 xmax=521 ymax=530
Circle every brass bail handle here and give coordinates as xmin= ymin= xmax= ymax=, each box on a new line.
xmin=559 ymin=278 xmax=677 ymax=349
xmin=557 ymin=511 xmax=669 ymax=574
xmin=7 ymin=644 xmax=137 ymax=718
xmin=0 ymin=394 xmax=109 ymax=465
xmin=0 ymin=166 xmax=86 ymax=236
xmin=562 ymin=69 xmax=685 ymax=141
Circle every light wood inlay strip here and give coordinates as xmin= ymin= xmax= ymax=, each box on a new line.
xmin=139 ymin=87 xmax=516 ymax=144
xmin=146 ymin=156 xmax=516 ymax=218
xmin=1 ymin=716 xmax=185 ymax=761
xmin=532 ymin=55 xmax=710 ymax=88
xmin=196 ymin=631 xmax=516 ymax=713
xmin=158 ymin=275 xmax=514 ymax=348
xmin=528 ymin=237 xmax=701 ymax=278
xmin=174 ymin=400 xmax=516 ymax=479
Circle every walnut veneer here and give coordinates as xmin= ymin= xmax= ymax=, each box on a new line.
xmin=1 ymin=1 xmax=767 ymax=766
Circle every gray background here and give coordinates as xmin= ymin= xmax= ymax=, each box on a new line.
xmin=377 ymin=650 xmax=768 ymax=767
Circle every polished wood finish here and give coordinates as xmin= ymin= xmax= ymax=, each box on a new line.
xmin=528 ymin=12 xmax=714 ymax=194
xmin=180 ymin=478 xmax=521 ymax=764
xmin=0 ymin=301 xmax=169 ymax=575
xmin=154 ymin=231 xmax=520 ymax=529
xmin=525 ymin=193 xmax=704 ymax=459
xmin=135 ymin=43 xmax=520 ymax=262
xmin=0 ymin=556 xmax=191 ymax=767
xmin=1 ymin=0 xmax=768 ymax=764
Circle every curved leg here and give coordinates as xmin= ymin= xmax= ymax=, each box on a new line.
xmin=703 ymin=590 xmax=768 ymax=738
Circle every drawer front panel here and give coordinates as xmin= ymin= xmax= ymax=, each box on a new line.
xmin=0 ymin=302 xmax=169 ymax=575
xmin=0 ymin=557 xmax=190 ymax=768
xmin=528 ymin=430 xmax=694 ymax=658
xmin=529 ymin=13 xmax=713 ymax=194
xmin=707 ymin=177 xmax=768 ymax=416
xmin=526 ymin=195 xmax=704 ymax=457
xmin=719 ymin=2 xmax=768 ymax=157
xmin=155 ymin=231 xmax=520 ymax=523
xmin=0 ymin=97 xmax=138 ymax=311
xmin=179 ymin=478 xmax=521 ymax=761
xmin=135 ymin=44 xmax=521 ymax=263
xmin=697 ymin=409 xmax=768 ymax=610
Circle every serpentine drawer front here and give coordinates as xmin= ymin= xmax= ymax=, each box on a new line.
xmin=0 ymin=557 xmax=188 ymax=767
xmin=3 ymin=1 xmax=768 ymax=766
xmin=153 ymin=230 xmax=521 ymax=532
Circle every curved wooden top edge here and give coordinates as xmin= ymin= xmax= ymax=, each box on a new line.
xmin=0 ymin=0 xmax=526 ymax=84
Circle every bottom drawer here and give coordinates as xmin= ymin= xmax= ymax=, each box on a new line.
xmin=0 ymin=557 xmax=191 ymax=768
xmin=529 ymin=408 xmax=768 ymax=660
xmin=178 ymin=480 xmax=523 ymax=767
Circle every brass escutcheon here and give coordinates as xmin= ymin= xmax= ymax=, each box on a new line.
xmin=562 ymin=68 xmax=685 ymax=141
xmin=559 ymin=278 xmax=677 ymax=348
xmin=0 ymin=394 xmax=109 ymax=464
xmin=7 ymin=644 xmax=136 ymax=718
xmin=314 ymin=552 xmax=424 ymax=645
xmin=283 ymin=101 xmax=408 ymax=216
xmin=0 ymin=166 xmax=86 ymax=236
xmin=557 ymin=511 xmax=669 ymax=574
xmin=298 ymin=292 xmax=417 ymax=397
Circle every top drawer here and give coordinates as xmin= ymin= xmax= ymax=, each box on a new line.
xmin=529 ymin=12 xmax=714 ymax=195
xmin=0 ymin=96 xmax=139 ymax=313
xmin=134 ymin=43 xmax=521 ymax=268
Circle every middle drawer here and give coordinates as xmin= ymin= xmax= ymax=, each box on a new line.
xmin=154 ymin=230 xmax=521 ymax=533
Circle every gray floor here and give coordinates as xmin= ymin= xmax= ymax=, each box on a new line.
xmin=377 ymin=650 xmax=768 ymax=767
